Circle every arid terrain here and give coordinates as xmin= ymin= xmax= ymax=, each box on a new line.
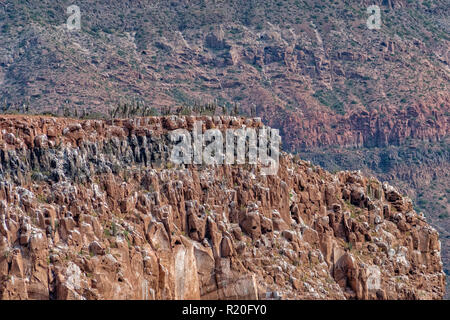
xmin=0 ymin=0 xmax=448 ymax=298
xmin=0 ymin=115 xmax=446 ymax=299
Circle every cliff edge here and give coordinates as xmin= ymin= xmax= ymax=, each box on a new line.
xmin=0 ymin=115 xmax=445 ymax=299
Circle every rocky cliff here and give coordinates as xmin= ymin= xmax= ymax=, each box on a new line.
xmin=1 ymin=0 xmax=449 ymax=297
xmin=0 ymin=115 xmax=445 ymax=299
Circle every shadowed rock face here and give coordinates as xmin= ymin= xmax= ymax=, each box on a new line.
xmin=0 ymin=115 xmax=446 ymax=300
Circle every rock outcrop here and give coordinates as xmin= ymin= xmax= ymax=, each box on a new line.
xmin=0 ymin=115 xmax=445 ymax=300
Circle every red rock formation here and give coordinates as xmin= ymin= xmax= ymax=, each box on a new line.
xmin=0 ymin=116 xmax=445 ymax=299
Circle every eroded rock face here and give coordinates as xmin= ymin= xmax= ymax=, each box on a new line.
xmin=0 ymin=115 xmax=445 ymax=300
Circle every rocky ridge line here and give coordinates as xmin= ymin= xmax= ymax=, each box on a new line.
xmin=0 ymin=115 xmax=445 ymax=299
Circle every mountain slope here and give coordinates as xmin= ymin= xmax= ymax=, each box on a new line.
xmin=0 ymin=0 xmax=449 ymax=297
xmin=0 ymin=115 xmax=445 ymax=299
